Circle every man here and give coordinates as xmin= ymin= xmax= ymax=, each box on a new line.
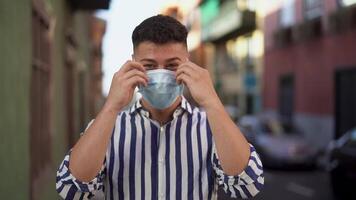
xmin=56 ymin=15 xmax=264 ymax=199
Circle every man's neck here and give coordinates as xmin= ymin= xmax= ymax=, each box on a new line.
xmin=141 ymin=96 xmax=182 ymax=126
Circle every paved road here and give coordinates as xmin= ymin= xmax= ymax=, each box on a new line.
xmin=218 ymin=169 xmax=335 ymax=200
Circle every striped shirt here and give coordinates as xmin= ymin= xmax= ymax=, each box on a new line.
xmin=56 ymin=96 xmax=264 ymax=199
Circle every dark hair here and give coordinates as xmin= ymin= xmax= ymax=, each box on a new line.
xmin=132 ymin=15 xmax=188 ymax=49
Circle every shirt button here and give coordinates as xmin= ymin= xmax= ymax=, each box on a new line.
xmin=160 ymin=193 xmax=165 ymax=198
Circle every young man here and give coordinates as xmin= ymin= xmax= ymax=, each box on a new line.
xmin=56 ymin=15 xmax=264 ymax=199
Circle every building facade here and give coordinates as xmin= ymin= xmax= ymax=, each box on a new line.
xmin=0 ymin=0 xmax=109 ymax=199
xmin=197 ymin=0 xmax=264 ymax=119
xmin=263 ymin=0 xmax=356 ymax=148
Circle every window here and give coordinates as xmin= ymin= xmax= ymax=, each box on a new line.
xmin=279 ymin=75 xmax=294 ymax=126
xmin=304 ymin=0 xmax=323 ymax=20
xmin=30 ymin=0 xmax=52 ymax=196
xmin=280 ymin=0 xmax=296 ymax=27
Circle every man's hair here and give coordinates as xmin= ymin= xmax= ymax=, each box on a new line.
xmin=132 ymin=15 xmax=188 ymax=49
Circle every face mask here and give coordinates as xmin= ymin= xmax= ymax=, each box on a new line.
xmin=139 ymin=69 xmax=183 ymax=110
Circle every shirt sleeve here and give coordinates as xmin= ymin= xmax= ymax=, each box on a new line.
xmin=212 ymin=143 xmax=264 ymax=199
xmin=56 ymin=120 xmax=106 ymax=199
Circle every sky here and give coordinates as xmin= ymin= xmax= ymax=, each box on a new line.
xmin=96 ymin=0 xmax=178 ymax=96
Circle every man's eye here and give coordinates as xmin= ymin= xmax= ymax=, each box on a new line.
xmin=144 ymin=64 xmax=155 ymax=70
xmin=166 ymin=63 xmax=179 ymax=71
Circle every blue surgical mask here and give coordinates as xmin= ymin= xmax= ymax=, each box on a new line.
xmin=139 ymin=69 xmax=183 ymax=110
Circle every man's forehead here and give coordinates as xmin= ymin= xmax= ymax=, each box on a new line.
xmin=139 ymin=57 xmax=182 ymax=62
xmin=134 ymin=42 xmax=188 ymax=61
xmin=136 ymin=41 xmax=186 ymax=49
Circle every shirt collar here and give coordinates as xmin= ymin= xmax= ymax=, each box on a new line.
xmin=129 ymin=95 xmax=193 ymax=115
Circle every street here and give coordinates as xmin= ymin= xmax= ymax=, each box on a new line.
xmin=218 ymin=169 xmax=335 ymax=200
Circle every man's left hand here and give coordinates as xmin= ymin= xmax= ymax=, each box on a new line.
xmin=176 ymin=61 xmax=220 ymax=108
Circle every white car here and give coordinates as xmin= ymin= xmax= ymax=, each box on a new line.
xmin=239 ymin=115 xmax=319 ymax=169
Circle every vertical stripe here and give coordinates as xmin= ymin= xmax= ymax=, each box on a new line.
xmin=123 ymin=115 xmax=132 ymax=199
xmin=186 ymin=114 xmax=194 ymax=200
xmin=191 ymin=111 xmax=201 ymax=200
xmin=158 ymin=124 xmax=167 ymax=199
xmin=135 ymin=115 xmax=143 ymax=200
xmin=112 ymin=115 xmax=123 ymax=200
xmin=150 ymin=123 xmax=159 ymax=200
xmin=206 ymin=120 xmax=214 ymax=200
xmin=108 ymin=125 xmax=116 ymax=200
xmin=175 ymin=113 xmax=183 ymax=200
xmin=64 ymin=185 xmax=77 ymax=200
xmin=200 ymin=112 xmax=209 ymax=200
xmin=140 ymin=115 xmax=146 ymax=200
xmin=196 ymin=112 xmax=203 ymax=200
xmin=129 ymin=114 xmax=137 ymax=200
xmin=144 ymin=117 xmax=152 ymax=199
xmin=165 ymin=123 xmax=171 ymax=200
xmin=169 ymin=116 xmax=178 ymax=200
xmin=180 ymin=113 xmax=188 ymax=198
xmin=117 ymin=113 xmax=126 ymax=199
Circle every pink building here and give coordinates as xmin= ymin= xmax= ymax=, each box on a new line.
xmin=263 ymin=0 xmax=356 ymax=148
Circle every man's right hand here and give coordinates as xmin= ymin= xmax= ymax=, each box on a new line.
xmin=69 ymin=61 xmax=148 ymax=182
xmin=105 ymin=61 xmax=148 ymax=113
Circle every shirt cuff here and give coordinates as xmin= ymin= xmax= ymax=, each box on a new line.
xmin=56 ymin=151 xmax=106 ymax=193
xmin=215 ymin=144 xmax=264 ymax=187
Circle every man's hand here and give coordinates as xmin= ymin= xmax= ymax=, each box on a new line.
xmin=69 ymin=61 xmax=147 ymax=182
xmin=177 ymin=61 xmax=250 ymax=176
xmin=105 ymin=61 xmax=148 ymax=112
xmin=176 ymin=61 xmax=219 ymax=109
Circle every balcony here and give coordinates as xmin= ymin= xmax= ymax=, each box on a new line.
xmin=201 ymin=0 xmax=256 ymax=43
xmin=273 ymin=17 xmax=323 ymax=47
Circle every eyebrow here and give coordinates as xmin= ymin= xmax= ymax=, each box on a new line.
xmin=139 ymin=58 xmax=157 ymax=63
xmin=166 ymin=57 xmax=181 ymax=62
xmin=139 ymin=57 xmax=182 ymax=63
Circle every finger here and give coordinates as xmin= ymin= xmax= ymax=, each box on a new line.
xmin=120 ymin=60 xmax=146 ymax=73
xmin=178 ymin=61 xmax=200 ymax=72
xmin=176 ymin=65 xmax=196 ymax=79
xmin=126 ymin=76 xmax=148 ymax=88
xmin=123 ymin=69 xmax=148 ymax=82
xmin=176 ymin=73 xmax=192 ymax=86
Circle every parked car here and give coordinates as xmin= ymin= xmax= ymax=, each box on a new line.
xmin=326 ymin=127 xmax=356 ymax=200
xmin=238 ymin=115 xmax=319 ymax=169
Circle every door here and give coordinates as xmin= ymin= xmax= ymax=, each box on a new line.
xmin=279 ymin=74 xmax=295 ymax=126
xmin=335 ymin=68 xmax=356 ymax=139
